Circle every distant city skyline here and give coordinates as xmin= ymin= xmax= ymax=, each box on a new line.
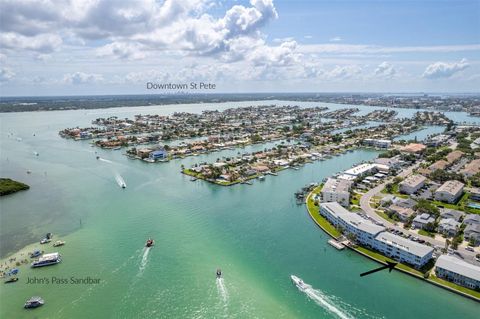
xmin=0 ymin=0 xmax=479 ymax=96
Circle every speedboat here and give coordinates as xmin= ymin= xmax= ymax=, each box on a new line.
xmin=40 ymin=238 xmax=51 ymax=244
xmin=31 ymin=252 xmax=61 ymax=268
xmin=30 ymin=250 xmax=42 ymax=258
xmin=53 ymin=240 xmax=66 ymax=247
xmin=5 ymin=277 xmax=18 ymax=284
xmin=291 ymin=275 xmax=307 ymax=290
xmin=121 ymin=182 xmax=126 ymax=189
xmin=216 ymin=268 xmax=222 ymax=278
xmin=145 ymin=239 xmax=154 ymax=247
xmin=24 ymin=296 xmax=44 ymax=309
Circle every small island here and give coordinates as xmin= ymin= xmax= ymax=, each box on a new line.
xmin=0 ymin=178 xmax=30 ymax=196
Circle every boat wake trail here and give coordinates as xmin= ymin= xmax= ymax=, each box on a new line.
xmin=216 ymin=277 xmax=229 ymax=304
xmin=138 ymin=247 xmax=150 ymax=275
xmin=98 ymin=157 xmax=113 ymax=163
xmin=114 ymin=172 xmax=126 ymax=188
xmin=293 ymin=276 xmax=353 ymax=319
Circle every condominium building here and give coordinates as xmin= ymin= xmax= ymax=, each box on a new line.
xmin=435 ymin=255 xmax=480 ymax=290
xmin=321 ymin=178 xmax=352 ymax=207
xmin=363 ymin=138 xmax=392 ymax=149
xmin=399 ymin=175 xmax=426 ymax=194
xmin=434 ymin=180 xmax=465 ymax=203
xmin=374 ymin=232 xmax=434 ymax=268
xmin=319 ymin=202 xmax=433 ymax=268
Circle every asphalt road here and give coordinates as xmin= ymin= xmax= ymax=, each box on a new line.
xmin=359 ymin=163 xmax=479 ymax=265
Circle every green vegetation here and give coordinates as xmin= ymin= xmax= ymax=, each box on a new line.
xmin=429 ymin=275 xmax=480 ymax=299
xmin=418 ymin=229 xmax=435 ymax=238
xmin=306 ymin=187 xmax=341 ymax=238
xmin=378 ymin=149 xmax=400 ymax=158
xmin=355 ymin=246 xmax=425 ymax=276
xmin=0 ymin=178 xmax=29 ymax=196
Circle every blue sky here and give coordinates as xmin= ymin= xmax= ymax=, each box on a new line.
xmin=0 ymin=0 xmax=479 ymax=96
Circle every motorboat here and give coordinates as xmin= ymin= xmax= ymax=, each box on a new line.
xmin=31 ymin=252 xmax=61 ymax=268
xmin=24 ymin=296 xmax=44 ymax=309
xmin=40 ymin=238 xmax=51 ymax=244
xmin=53 ymin=240 xmax=66 ymax=247
xmin=216 ymin=268 xmax=222 ymax=278
xmin=30 ymin=250 xmax=42 ymax=258
xmin=145 ymin=239 xmax=154 ymax=247
xmin=258 ymin=175 xmax=265 ymax=181
xmin=4 ymin=277 xmax=18 ymax=284
xmin=290 ymin=275 xmax=307 ymax=290
xmin=121 ymin=182 xmax=126 ymax=189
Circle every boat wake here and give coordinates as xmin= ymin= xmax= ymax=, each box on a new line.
xmin=216 ymin=277 xmax=229 ymax=304
xmin=114 ymin=173 xmax=126 ymax=188
xmin=292 ymin=276 xmax=354 ymax=319
xmin=138 ymin=247 xmax=150 ymax=275
xmin=98 ymin=157 xmax=113 ymax=163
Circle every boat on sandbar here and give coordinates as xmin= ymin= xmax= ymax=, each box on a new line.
xmin=31 ymin=252 xmax=61 ymax=268
xmin=5 ymin=277 xmax=19 ymax=284
xmin=24 ymin=296 xmax=44 ymax=309
xmin=53 ymin=240 xmax=66 ymax=247
xmin=30 ymin=250 xmax=43 ymax=258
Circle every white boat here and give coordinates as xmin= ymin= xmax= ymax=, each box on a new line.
xmin=53 ymin=240 xmax=66 ymax=247
xmin=24 ymin=296 xmax=44 ymax=309
xmin=290 ymin=275 xmax=307 ymax=290
xmin=31 ymin=252 xmax=61 ymax=268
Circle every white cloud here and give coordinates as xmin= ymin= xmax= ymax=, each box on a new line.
xmin=63 ymin=72 xmax=104 ymax=85
xmin=422 ymin=58 xmax=469 ymax=79
xmin=323 ymin=65 xmax=362 ymax=80
xmin=299 ymin=44 xmax=480 ymax=55
xmin=375 ymin=62 xmax=396 ymax=78
xmin=329 ymin=36 xmax=342 ymax=42
xmin=0 ymin=67 xmax=15 ymax=82
xmin=0 ymin=32 xmax=62 ymax=53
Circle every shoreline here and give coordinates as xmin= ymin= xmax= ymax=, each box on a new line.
xmin=305 ymin=187 xmax=480 ymax=302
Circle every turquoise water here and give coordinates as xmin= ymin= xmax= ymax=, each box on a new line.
xmin=0 ymin=101 xmax=479 ymax=318
xmin=393 ymin=125 xmax=446 ymax=142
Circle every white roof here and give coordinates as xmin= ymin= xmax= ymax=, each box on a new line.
xmin=375 ymin=232 xmax=433 ymax=257
xmin=436 ymin=255 xmax=480 ymax=282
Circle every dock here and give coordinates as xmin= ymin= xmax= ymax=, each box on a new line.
xmin=328 ymin=239 xmax=345 ymax=250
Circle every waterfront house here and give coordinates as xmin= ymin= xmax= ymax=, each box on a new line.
xmin=399 ymin=175 xmax=426 ymax=195
xmin=149 ymin=149 xmax=168 ymax=160
xmin=434 ymin=180 xmax=464 ymax=204
xmin=374 ymin=157 xmax=401 ymax=170
xmin=413 ymin=213 xmax=435 ymax=230
xmin=437 ymin=218 xmax=460 ymax=237
xmin=435 ymin=255 xmax=480 ymax=290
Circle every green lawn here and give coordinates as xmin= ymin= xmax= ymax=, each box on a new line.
xmin=306 ymin=187 xmax=341 ymax=238
xmin=429 ymin=275 xmax=480 ymax=299
xmin=355 ymin=246 xmax=425 ymax=276
xmin=418 ymin=229 xmax=435 ymax=237
xmin=375 ymin=210 xmax=397 ymax=223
